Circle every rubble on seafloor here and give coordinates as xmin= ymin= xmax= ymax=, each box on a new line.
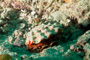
xmin=0 ymin=0 xmax=90 ymax=60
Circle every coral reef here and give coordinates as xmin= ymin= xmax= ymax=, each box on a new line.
xmin=76 ymin=30 xmax=90 ymax=46
xmin=0 ymin=0 xmax=90 ymax=60
xmin=83 ymin=43 xmax=90 ymax=60
xmin=26 ymin=23 xmax=63 ymax=52
xmin=70 ymin=30 xmax=90 ymax=60
xmin=60 ymin=0 xmax=90 ymax=27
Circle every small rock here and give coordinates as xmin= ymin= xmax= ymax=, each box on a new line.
xmin=0 ymin=54 xmax=12 ymax=60
xmin=13 ymin=30 xmax=22 ymax=37
xmin=31 ymin=11 xmax=36 ymax=16
xmin=70 ymin=45 xmax=74 ymax=50
xmin=17 ymin=23 xmax=25 ymax=29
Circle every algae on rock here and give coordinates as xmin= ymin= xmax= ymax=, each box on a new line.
xmin=0 ymin=54 xmax=12 ymax=60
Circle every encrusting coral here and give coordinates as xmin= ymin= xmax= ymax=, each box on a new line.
xmin=25 ymin=22 xmax=63 ymax=52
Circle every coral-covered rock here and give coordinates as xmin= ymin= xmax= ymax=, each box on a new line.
xmin=83 ymin=43 xmax=90 ymax=60
xmin=1 ymin=8 xmax=19 ymax=19
xmin=76 ymin=30 xmax=90 ymax=46
xmin=25 ymin=23 xmax=63 ymax=52
xmin=60 ymin=0 xmax=90 ymax=27
xmin=70 ymin=30 xmax=90 ymax=59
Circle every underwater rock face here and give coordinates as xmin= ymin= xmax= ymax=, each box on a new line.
xmin=60 ymin=0 xmax=90 ymax=27
xmin=1 ymin=8 xmax=19 ymax=19
xmin=51 ymin=11 xmax=70 ymax=26
xmin=25 ymin=23 xmax=62 ymax=52
xmin=70 ymin=30 xmax=90 ymax=60
xmin=76 ymin=30 xmax=90 ymax=46
xmin=83 ymin=43 xmax=90 ymax=60
xmin=0 ymin=54 xmax=12 ymax=60
xmin=77 ymin=30 xmax=90 ymax=60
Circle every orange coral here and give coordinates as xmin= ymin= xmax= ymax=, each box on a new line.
xmin=64 ymin=0 xmax=71 ymax=3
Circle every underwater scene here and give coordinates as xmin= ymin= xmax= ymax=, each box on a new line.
xmin=0 ymin=0 xmax=90 ymax=60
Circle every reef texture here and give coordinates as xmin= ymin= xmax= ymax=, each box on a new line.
xmin=60 ymin=0 xmax=90 ymax=27
xmin=0 ymin=0 xmax=90 ymax=60
xmin=26 ymin=23 xmax=62 ymax=52
xmin=70 ymin=30 xmax=90 ymax=60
